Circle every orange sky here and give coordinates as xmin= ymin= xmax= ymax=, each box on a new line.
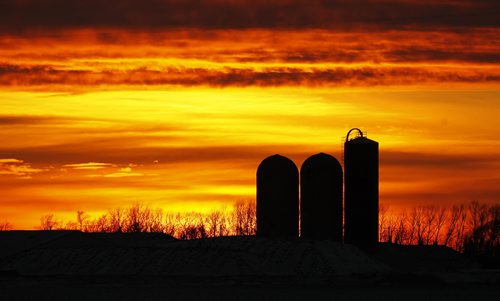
xmin=1 ymin=1 xmax=499 ymax=228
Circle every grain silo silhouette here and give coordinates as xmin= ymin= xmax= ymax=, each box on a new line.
xmin=300 ymin=153 xmax=343 ymax=241
xmin=256 ymin=154 xmax=299 ymax=238
xmin=344 ymin=128 xmax=379 ymax=249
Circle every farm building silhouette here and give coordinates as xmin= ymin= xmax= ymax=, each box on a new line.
xmin=256 ymin=128 xmax=379 ymax=249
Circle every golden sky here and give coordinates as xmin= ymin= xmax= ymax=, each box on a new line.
xmin=1 ymin=1 xmax=499 ymax=228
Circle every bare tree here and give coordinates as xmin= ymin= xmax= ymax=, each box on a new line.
xmin=149 ymin=208 xmax=164 ymax=233
xmin=379 ymin=203 xmax=389 ymax=242
xmin=180 ymin=223 xmax=207 ymax=240
xmin=108 ymin=208 xmax=125 ymax=232
xmin=175 ymin=212 xmax=208 ymax=239
xmin=468 ymin=201 xmax=489 ymax=247
xmin=443 ymin=205 xmax=462 ymax=247
xmin=0 ymin=221 xmax=13 ymax=231
xmin=393 ymin=211 xmax=408 ymax=245
xmin=488 ymin=205 xmax=500 ymax=250
xmin=124 ymin=203 xmax=151 ymax=233
xmin=455 ymin=204 xmax=468 ymax=252
xmin=464 ymin=202 xmax=499 ymax=257
xmin=39 ymin=214 xmax=58 ymax=230
xmin=76 ymin=210 xmax=88 ymax=231
xmin=433 ymin=207 xmax=448 ymax=245
xmin=407 ymin=207 xmax=419 ymax=244
xmin=231 ymin=200 xmax=256 ymax=236
xmin=422 ymin=206 xmax=437 ymax=245
xmin=206 ymin=211 xmax=225 ymax=237
xmin=413 ymin=207 xmax=426 ymax=245
xmin=64 ymin=221 xmax=79 ymax=230
xmin=217 ymin=213 xmax=230 ymax=236
xmin=86 ymin=214 xmax=110 ymax=232
xmin=175 ymin=212 xmax=191 ymax=238
xmin=383 ymin=215 xmax=396 ymax=243
xmin=163 ymin=212 xmax=177 ymax=236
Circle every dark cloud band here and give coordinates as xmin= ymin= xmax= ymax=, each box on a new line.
xmin=1 ymin=0 xmax=498 ymax=33
xmin=1 ymin=64 xmax=498 ymax=89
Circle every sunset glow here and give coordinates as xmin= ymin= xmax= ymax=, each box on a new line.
xmin=1 ymin=0 xmax=499 ymax=228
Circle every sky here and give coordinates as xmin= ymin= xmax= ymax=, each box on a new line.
xmin=0 ymin=0 xmax=499 ymax=228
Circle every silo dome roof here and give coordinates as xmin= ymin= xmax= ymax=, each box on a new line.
xmin=302 ymin=152 xmax=342 ymax=170
xmin=257 ymin=154 xmax=297 ymax=174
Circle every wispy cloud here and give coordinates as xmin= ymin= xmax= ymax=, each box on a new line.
xmin=0 ymin=158 xmax=45 ymax=178
xmin=0 ymin=158 xmax=24 ymax=163
xmin=1 ymin=64 xmax=498 ymax=89
xmin=101 ymin=166 xmax=144 ymax=178
xmin=82 ymin=166 xmax=148 ymax=178
xmin=63 ymin=162 xmax=113 ymax=170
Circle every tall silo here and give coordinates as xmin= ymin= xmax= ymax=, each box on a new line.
xmin=300 ymin=153 xmax=343 ymax=241
xmin=256 ymin=154 xmax=299 ymax=238
xmin=344 ymin=128 xmax=379 ymax=249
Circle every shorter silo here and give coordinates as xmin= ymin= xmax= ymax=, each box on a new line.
xmin=256 ymin=154 xmax=299 ymax=238
xmin=300 ymin=153 xmax=343 ymax=241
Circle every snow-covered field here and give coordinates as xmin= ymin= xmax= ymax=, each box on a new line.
xmin=0 ymin=231 xmax=498 ymax=300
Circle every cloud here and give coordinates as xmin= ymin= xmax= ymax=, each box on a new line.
xmin=0 ymin=0 xmax=498 ymax=33
xmin=0 ymin=158 xmax=45 ymax=177
xmin=0 ymin=158 xmax=24 ymax=163
xmin=83 ymin=166 xmax=146 ymax=178
xmin=103 ymin=167 xmax=144 ymax=178
xmin=382 ymin=176 xmax=500 ymax=206
xmin=63 ymin=162 xmax=114 ymax=170
xmin=3 ymin=28 xmax=498 ymax=63
xmin=385 ymin=48 xmax=500 ymax=64
xmin=1 ymin=64 xmax=498 ymax=88
xmin=0 ymin=116 xmax=49 ymax=125
xmin=0 ymin=115 xmax=82 ymax=125
xmin=381 ymin=150 xmax=500 ymax=170
xmin=0 ymin=140 xmax=314 ymax=172
xmin=379 ymin=150 xmax=500 ymax=205
xmin=1 ymin=28 xmax=497 ymax=91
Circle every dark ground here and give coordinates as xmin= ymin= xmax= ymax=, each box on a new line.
xmin=0 ymin=231 xmax=498 ymax=300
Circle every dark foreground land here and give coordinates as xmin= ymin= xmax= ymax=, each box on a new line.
xmin=0 ymin=231 xmax=498 ymax=300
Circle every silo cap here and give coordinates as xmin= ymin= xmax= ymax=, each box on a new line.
xmin=346 ymin=136 xmax=378 ymax=144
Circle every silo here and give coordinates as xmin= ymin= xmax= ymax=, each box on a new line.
xmin=344 ymin=128 xmax=379 ymax=249
xmin=300 ymin=153 xmax=343 ymax=241
xmin=256 ymin=154 xmax=299 ymax=238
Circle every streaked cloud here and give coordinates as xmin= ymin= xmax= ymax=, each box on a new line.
xmin=1 ymin=64 xmax=498 ymax=89
xmin=381 ymin=151 xmax=500 ymax=170
xmin=0 ymin=158 xmax=45 ymax=177
xmin=63 ymin=162 xmax=114 ymax=170
xmin=0 ymin=28 xmax=497 ymax=91
xmin=103 ymin=167 xmax=145 ymax=178
xmin=0 ymin=115 xmax=66 ymax=125
xmin=0 ymin=158 xmax=23 ymax=163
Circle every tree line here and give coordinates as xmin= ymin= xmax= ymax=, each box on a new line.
xmin=38 ymin=201 xmax=256 ymax=240
xmin=1 ymin=200 xmax=498 ymax=261
xmin=379 ymin=201 xmax=499 ymax=262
